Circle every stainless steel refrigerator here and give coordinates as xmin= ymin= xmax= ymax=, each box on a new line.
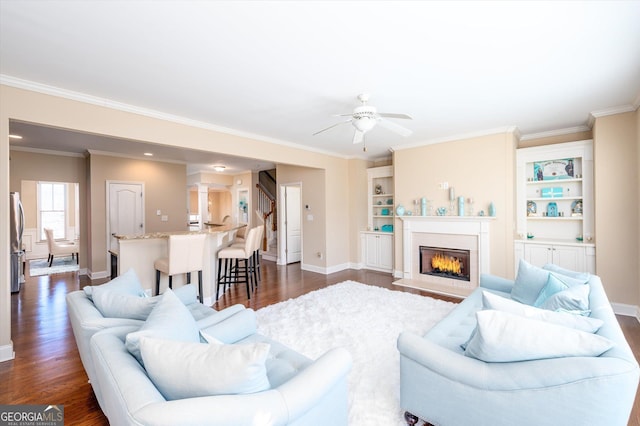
xmin=10 ymin=192 xmax=25 ymax=293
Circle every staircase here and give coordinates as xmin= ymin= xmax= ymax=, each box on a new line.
xmin=257 ymin=170 xmax=277 ymax=260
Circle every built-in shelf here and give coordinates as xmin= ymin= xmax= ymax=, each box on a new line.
xmin=363 ymin=165 xmax=394 ymax=272
xmin=515 ymin=140 xmax=595 ymax=274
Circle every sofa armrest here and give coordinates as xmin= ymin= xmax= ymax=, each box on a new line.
xmin=134 ymin=391 xmax=289 ymax=426
xmin=136 ymin=349 xmax=352 ymax=425
xmin=398 ymin=331 xmax=633 ymax=390
xmin=199 ymin=308 xmax=258 ymax=344
xmin=195 ymin=303 xmax=245 ymax=329
xmin=479 ymin=273 xmax=514 ymax=293
xmin=276 ymin=347 xmax=352 ymax=420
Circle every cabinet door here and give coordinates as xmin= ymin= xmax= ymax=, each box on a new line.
xmin=552 ymin=246 xmax=584 ymax=272
xmin=378 ymin=234 xmax=393 ymax=270
xmin=524 ymin=244 xmax=553 ymax=267
xmin=364 ymin=234 xmax=379 ymax=267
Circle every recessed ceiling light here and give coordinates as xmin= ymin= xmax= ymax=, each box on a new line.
xmin=213 ymin=165 xmax=226 ymax=172
xmin=143 ymin=152 xmax=153 ymax=156
xmin=9 ymin=134 xmax=22 ymax=139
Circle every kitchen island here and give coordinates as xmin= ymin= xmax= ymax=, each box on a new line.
xmin=111 ymin=223 xmax=245 ymax=305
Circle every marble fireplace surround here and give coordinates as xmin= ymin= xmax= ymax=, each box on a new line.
xmin=394 ymin=216 xmax=494 ymax=298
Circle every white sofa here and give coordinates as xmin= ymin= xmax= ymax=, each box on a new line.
xmin=67 ymin=275 xmax=352 ymax=425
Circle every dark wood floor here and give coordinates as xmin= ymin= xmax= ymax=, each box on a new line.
xmin=1 ymin=260 xmax=638 ymax=425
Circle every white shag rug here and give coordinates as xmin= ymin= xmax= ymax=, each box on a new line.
xmin=29 ymin=257 xmax=79 ymax=276
xmin=256 ymin=281 xmax=456 ymax=426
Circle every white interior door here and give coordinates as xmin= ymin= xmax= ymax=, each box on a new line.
xmin=284 ymin=185 xmax=301 ymax=264
xmin=108 ymin=182 xmax=144 ymax=252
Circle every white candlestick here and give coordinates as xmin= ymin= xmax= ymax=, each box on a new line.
xmin=449 ymin=187 xmax=455 ymax=201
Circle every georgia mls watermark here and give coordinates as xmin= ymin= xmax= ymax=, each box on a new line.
xmin=0 ymin=405 xmax=63 ymax=426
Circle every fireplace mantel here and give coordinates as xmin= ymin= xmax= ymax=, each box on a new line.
xmin=394 ymin=215 xmax=495 ymax=298
xmin=398 ymin=216 xmax=496 ymax=224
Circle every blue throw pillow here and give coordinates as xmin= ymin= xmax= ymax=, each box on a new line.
xmin=540 ymin=284 xmax=591 ymax=314
xmin=533 ymin=273 xmax=569 ymax=307
xmin=543 ymin=264 xmax=590 ymax=282
xmin=84 ymin=268 xmax=145 ymax=300
xmin=125 ymin=289 xmax=200 ymax=364
xmin=510 ymin=259 xmax=550 ymax=305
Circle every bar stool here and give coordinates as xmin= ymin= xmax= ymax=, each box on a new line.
xmin=251 ymin=224 xmax=264 ymax=284
xmin=232 ymin=224 xmax=247 ymax=245
xmin=216 ymin=227 xmax=258 ymax=300
xmin=154 ymin=233 xmax=207 ymax=303
xmin=231 ymin=224 xmax=262 ymax=284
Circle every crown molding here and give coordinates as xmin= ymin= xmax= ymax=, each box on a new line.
xmin=588 ymin=104 xmax=638 ymax=128
xmin=519 ymin=125 xmax=592 ymax=142
xmin=9 ymin=145 xmax=85 ymax=158
xmin=391 ymin=126 xmax=518 ymax=152
xmin=0 ymin=74 xmax=349 ymax=161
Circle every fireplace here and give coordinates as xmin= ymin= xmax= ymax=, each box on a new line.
xmin=420 ymin=246 xmax=471 ymax=282
xmin=394 ymin=216 xmax=493 ymax=298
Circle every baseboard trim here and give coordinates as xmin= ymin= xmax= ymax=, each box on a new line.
xmin=0 ymin=343 xmax=15 ymax=363
xmin=300 ymin=262 xmax=351 ymax=275
xmin=87 ymin=270 xmax=110 ymax=280
xmin=610 ymin=302 xmax=639 ymax=319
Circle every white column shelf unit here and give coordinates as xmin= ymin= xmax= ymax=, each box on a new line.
xmin=361 ymin=165 xmax=394 ymax=272
xmin=515 ymin=140 xmax=595 ymax=274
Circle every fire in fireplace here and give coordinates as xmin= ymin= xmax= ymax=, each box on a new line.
xmin=419 ymin=246 xmax=471 ymax=281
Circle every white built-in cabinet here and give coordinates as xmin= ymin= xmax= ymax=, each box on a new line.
xmin=361 ymin=166 xmax=394 ymax=273
xmin=515 ymin=140 xmax=595 ymax=274
xmin=362 ymin=232 xmax=394 ymax=272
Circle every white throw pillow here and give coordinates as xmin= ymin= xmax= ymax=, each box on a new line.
xmin=482 ymin=291 xmax=602 ymax=333
xmin=463 ymin=310 xmax=613 ymax=362
xmin=125 ymin=289 xmax=200 ymax=364
xmin=140 ymin=337 xmax=271 ymax=400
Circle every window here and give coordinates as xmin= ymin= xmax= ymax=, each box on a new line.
xmin=38 ymin=182 xmax=67 ymax=240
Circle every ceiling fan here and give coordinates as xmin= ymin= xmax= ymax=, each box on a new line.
xmin=313 ymin=94 xmax=413 ymax=145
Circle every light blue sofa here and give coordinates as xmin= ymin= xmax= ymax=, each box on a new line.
xmin=68 ymin=285 xmax=352 ymax=425
xmin=66 ymin=286 xmax=245 ymax=407
xmin=397 ymin=272 xmax=639 ymax=426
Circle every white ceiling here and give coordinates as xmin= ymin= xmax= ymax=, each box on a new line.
xmin=2 ymin=1 xmax=640 ymax=170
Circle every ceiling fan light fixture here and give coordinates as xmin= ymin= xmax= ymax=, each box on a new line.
xmin=352 ymin=116 xmax=376 ymax=133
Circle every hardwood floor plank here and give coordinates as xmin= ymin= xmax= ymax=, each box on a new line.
xmin=1 ymin=260 xmax=638 ymax=425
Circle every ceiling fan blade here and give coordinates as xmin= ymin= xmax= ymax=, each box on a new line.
xmin=313 ymin=119 xmax=352 ymax=136
xmin=353 ymin=129 xmax=364 ymax=144
xmin=377 ymin=117 xmax=413 ymax=137
xmin=377 ymin=112 xmax=413 ymax=120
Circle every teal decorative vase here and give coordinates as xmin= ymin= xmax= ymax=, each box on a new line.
xmin=489 ymin=202 xmax=496 ymax=217
xmin=396 ymin=205 xmax=405 ymax=216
